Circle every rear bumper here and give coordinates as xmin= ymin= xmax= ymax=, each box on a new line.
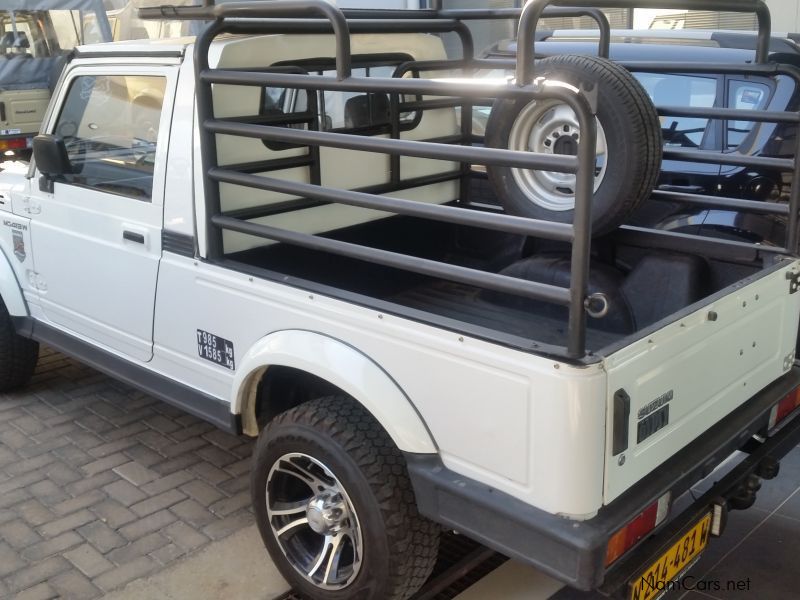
xmin=407 ymin=366 xmax=800 ymax=591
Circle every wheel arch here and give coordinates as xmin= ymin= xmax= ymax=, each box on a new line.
xmin=232 ymin=330 xmax=437 ymax=454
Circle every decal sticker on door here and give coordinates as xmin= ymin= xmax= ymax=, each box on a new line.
xmin=12 ymin=230 xmax=25 ymax=262
xmin=196 ymin=329 xmax=235 ymax=370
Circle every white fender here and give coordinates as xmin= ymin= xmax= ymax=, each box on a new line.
xmin=232 ymin=330 xmax=437 ymax=454
xmin=0 ymin=248 xmax=27 ymax=317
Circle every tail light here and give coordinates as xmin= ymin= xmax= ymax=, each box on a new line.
xmin=768 ymin=387 xmax=800 ymax=430
xmin=605 ymin=492 xmax=671 ymax=567
xmin=0 ymin=138 xmax=28 ymax=152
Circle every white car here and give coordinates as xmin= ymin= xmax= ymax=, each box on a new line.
xmin=0 ymin=3 xmax=798 ymax=600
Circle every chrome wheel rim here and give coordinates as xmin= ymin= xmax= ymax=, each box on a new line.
xmin=508 ymin=100 xmax=608 ymax=212
xmin=267 ymin=452 xmax=363 ymax=590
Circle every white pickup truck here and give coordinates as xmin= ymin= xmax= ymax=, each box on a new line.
xmin=0 ymin=2 xmax=799 ymax=599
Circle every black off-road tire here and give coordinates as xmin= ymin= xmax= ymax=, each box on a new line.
xmin=251 ymin=395 xmax=439 ymax=600
xmin=0 ymin=297 xmax=38 ymax=392
xmin=485 ymin=54 xmax=662 ymax=236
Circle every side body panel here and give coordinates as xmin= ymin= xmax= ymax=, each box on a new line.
xmin=151 ymin=254 xmax=609 ymax=518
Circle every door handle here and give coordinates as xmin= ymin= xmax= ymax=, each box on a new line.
xmin=123 ymin=230 xmax=145 ymax=244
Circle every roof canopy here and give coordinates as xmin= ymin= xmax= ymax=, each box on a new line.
xmin=0 ymin=0 xmax=106 ymax=11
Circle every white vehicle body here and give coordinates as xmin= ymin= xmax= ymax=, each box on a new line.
xmin=1 ymin=24 xmax=799 ymax=593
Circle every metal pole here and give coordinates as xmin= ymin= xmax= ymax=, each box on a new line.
xmin=566 ymin=87 xmax=597 ymax=359
xmin=788 ymin=131 xmax=800 ymax=254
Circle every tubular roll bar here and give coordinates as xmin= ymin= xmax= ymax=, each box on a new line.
xmin=138 ymin=0 xmax=799 ymax=360
xmin=145 ymin=0 xmax=600 ymax=359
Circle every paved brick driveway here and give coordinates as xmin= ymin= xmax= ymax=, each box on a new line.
xmin=0 ymin=347 xmax=256 ymax=599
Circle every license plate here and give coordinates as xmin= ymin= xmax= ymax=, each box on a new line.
xmin=629 ymin=513 xmax=711 ymax=600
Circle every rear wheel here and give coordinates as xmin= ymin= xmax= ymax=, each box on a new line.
xmin=0 ymin=296 xmax=38 ymax=392
xmin=251 ymin=395 xmax=439 ymax=600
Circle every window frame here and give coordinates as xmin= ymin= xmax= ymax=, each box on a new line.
xmin=40 ymin=64 xmax=178 ymax=205
xmin=722 ymin=75 xmax=776 ymax=153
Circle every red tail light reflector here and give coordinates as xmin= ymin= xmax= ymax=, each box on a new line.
xmin=769 ymin=387 xmax=800 ymax=430
xmin=605 ymin=493 xmax=670 ymax=567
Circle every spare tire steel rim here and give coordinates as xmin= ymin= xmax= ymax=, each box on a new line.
xmin=508 ymin=99 xmax=608 ymax=212
xmin=267 ymin=452 xmax=363 ymax=590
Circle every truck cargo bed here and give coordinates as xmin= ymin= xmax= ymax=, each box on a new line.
xmin=225 ymin=213 xmax=769 ymax=357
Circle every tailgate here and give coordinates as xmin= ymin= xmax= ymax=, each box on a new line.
xmin=2 ymin=89 xmax=50 ymax=137
xmin=603 ymin=259 xmax=800 ymax=502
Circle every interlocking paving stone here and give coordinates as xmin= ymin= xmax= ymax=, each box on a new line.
xmin=163 ymin=520 xmax=209 ymax=552
xmin=37 ymin=509 xmax=95 ymax=538
xmin=102 ymin=480 xmax=147 ymax=507
xmin=52 ymin=490 xmax=106 ymax=517
xmin=150 ymin=542 xmax=186 ymax=565
xmin=180 ymin=479 xmax=225 ymax=506
xmin=77 ymin=520 xmax=127 ymax=554
xmin=0 ymin=520 xmax=42 ymax=549
xmin=189 ymin=460 xmax=232 ymax=485
xmin=49 ymin=569 xmax=103 ymax=600
xmin=210 ymin=491 xmax=251 ymax=517
xmin=112 ymin=462 xmax=159 ymax=486
xmin=130 ymin=489 xmax=186 ymax=518
xmin=106 ymin=532 xmax=170 ymax=565
xmin=62 ymin=543 xmax=114 ymax=578
xmin=13 ymin=582 xmax=57 ymax=600
xmin=92 ymin=556 xmax=158 ymax=593
xmin=119 ymin=508 xmax=178 ymax=542
xmin=81 ymin=453 xmax=131 ymax=477
xmin=14 ymin=500 xmax=56 ymax=528
xmin=140 ymin=470 xmax=195 ymax=496
xmin=21 ymin=532 xmax=82 ymax=562
xmin=0 ymin=348 xmax=255 ymax=596
xmin=0 ymin=542 xmax=28 ymax=577
xmin=89 ymin=499 xmax=137 ymax=529
xmin=169 ymin=499 xmax=216 ymax=529
xmin=6 ymin=556 xmax=71 ymax=593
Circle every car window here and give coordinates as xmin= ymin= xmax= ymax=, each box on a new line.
xmin=0 ymin=13 xmax=40 ymax=57
xmin=726 ymin=80 xmax=770 ymax=149
xmin=260 ymin=59 xmax=417 ymax=142
xmin=635 ymin=73 xmax=718 ymax=148
xmin=52 ymin=74 xmax=166 ymax=201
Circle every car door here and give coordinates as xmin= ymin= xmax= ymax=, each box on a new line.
xmin=27 ymin=65 xmax=177 ymax=362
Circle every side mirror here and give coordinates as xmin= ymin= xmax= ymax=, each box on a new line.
xmin=33 ymin=134 xmax=71 ymax=177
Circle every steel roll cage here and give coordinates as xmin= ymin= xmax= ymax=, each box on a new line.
xmin=139 ymin=0 xmax=799 ymax=361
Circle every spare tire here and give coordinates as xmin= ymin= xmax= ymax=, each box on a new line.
xmin=485 ymin=54 xmax=662 ymax=236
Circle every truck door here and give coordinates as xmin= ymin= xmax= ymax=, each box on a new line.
xmin=27 ymin=66 xmax=177 ymax=362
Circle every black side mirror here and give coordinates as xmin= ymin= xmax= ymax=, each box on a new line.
xmin=33 ymin=134 xmax=71 ymax=177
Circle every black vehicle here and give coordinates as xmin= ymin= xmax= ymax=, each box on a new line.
xmin=480 ymin=31 xmax=800 ymax=245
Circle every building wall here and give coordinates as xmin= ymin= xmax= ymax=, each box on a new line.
xmin=765 ymin=0 xmax=800 ymax=32
xmin=638 ymin=2 xmax=800 ymax=33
